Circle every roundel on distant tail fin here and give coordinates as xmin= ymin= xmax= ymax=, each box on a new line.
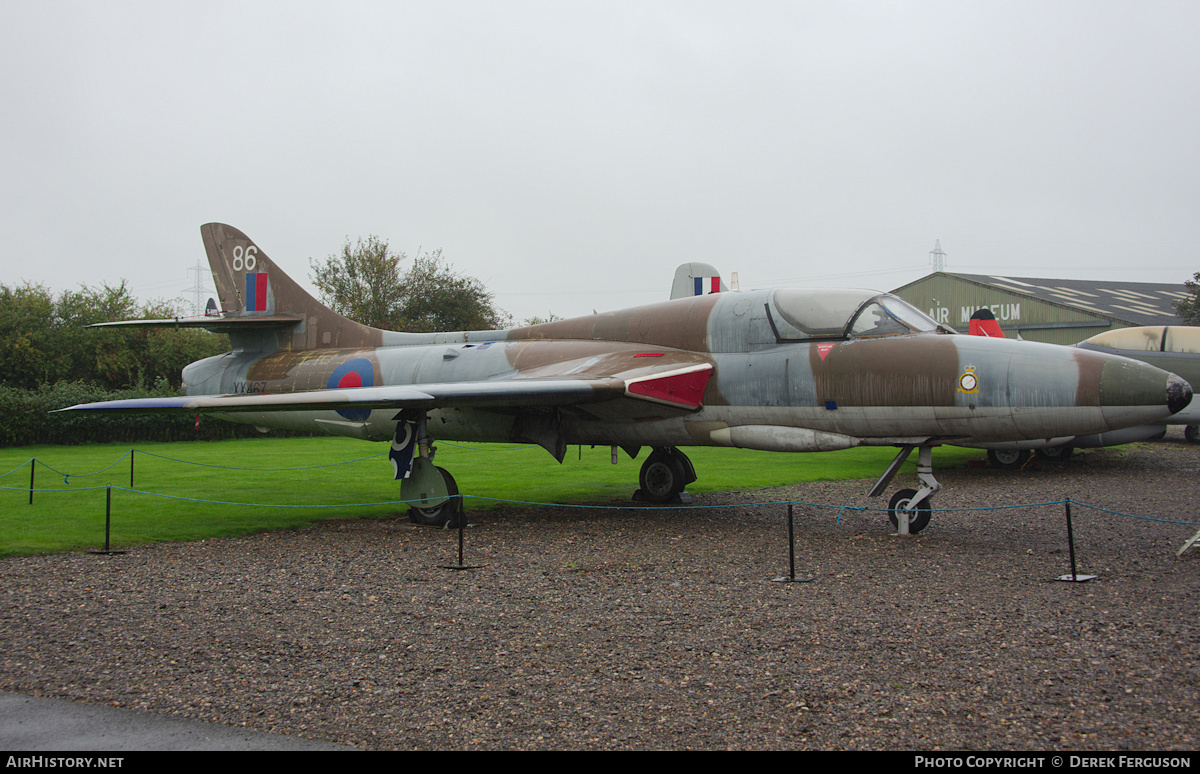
xmin=328 ymin=358 xmax=376 ymax=420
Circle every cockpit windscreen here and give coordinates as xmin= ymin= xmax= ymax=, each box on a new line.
xmin=769 ymin=289 xmax=946 ymax=340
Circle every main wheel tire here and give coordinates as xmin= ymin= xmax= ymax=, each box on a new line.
xmin=1186 ymin=425 xmax=1200 ymax=444
xmin=639 ymin=450 xmax=686 ymax=503
xmin=408 ymin=467 xmax=463 ymax=527
xmin=1035 ymin=445 xmax=1074 ymax=463
xmin=887 ymin=488 xmax=931 ymax=533
xmin=987 ymin=448 xmax=1031 ymax=470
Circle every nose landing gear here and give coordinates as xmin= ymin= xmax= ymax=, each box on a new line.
xmin=871 ymin=444 xmax=941 ymax=534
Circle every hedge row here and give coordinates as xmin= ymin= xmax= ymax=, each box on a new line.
xmin=0 ymin=381 xmax=294 ymax=447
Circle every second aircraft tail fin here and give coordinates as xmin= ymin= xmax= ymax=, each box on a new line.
xmin=670 ymin=262 xmax=728 ymax=300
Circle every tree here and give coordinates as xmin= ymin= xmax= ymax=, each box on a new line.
xmin=1174 ymin=272 xmax=1200 ymax=325
xmin=522 ymin=312 xmax=563 ymax=326
xmin=308 ymin=236 xmax=407 ymax=329
xmin=395 ymin=250 xmax=510 ymax=332
xmin=310 ymin=239 xmax=510 ymax=332
xmin=0 ymin=282 xmax=55 ymax=388
xmin=54 ymin=281 xmax=142 ymax=389
xmin=0 ymin=280 xmax=227 ymax=391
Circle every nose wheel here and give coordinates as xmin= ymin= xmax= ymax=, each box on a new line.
xmin=870 ymin=444 xmax=941 ymax=534
xmin=887 ymin=488 xmax=931 ymax=533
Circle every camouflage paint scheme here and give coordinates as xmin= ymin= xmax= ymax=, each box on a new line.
xmin=71 ymin=224 xmax=1192 ymax=527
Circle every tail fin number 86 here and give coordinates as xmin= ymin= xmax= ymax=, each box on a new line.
xmin=232 ymin=244 xmax=258 ymax=272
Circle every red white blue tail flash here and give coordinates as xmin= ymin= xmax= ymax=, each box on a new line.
xmin=245 ymin=273 xmax=269 ymax=311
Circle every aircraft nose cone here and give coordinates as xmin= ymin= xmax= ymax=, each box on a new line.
xmin=1167 ymin=372 xmax=1193 ymax=415
xmin=1098 ymin=356 xmax=1192 ymax=422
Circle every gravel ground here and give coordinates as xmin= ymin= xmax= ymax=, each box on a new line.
xmin=2 ymin=432 xmax=1198 ymax=750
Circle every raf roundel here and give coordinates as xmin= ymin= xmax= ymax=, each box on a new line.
xmin=327 ymin=358 xmax=376 ymax=420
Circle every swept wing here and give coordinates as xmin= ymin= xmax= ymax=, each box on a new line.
xmin=62 ymin=363 xmax=714 ymax=416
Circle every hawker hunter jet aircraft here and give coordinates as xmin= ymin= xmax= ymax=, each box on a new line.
xmin=66 ymin=224 xmax=1192 ymax=534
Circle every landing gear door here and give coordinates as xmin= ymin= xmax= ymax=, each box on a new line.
xmin=401 ymin=457 xmax=450 ymax=508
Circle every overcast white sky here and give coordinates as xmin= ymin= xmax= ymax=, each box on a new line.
xmin=2 ymin=0 xmax=1197 ymax=323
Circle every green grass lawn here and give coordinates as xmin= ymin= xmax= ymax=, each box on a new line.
xmin=0 ymin=437 xmax=984 ymax=556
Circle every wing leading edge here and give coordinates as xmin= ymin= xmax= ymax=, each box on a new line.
xmin=60 ymin=364 xmax=715 ymax=417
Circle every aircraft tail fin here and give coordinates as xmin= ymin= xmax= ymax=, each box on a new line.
xmin=968 ymin=308 xmax=1005 ymax=338
xmin=201 ymin=223 xmax=388 ymax=350
xmin=670 ymin=262 xmax=728 ymax=300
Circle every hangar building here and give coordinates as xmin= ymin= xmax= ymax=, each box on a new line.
xmin=891 ymin=272 xmax=1189 ymax=345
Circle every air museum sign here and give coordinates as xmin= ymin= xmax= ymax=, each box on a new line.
xmin=924 ymin=303 xmax=1022 ymax=327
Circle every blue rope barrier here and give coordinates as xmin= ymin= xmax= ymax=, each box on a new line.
xmin=130 ymin=448 xmax=388 ymax=471
xmin=1065 ymin=498 xmax=1200 ymax=525
xmin=0 ymin=459 xmax=34 ymax=479
xmin=458 ymin=493 xmax=806 ymax=511
xmin=437 ymin=441 xmax=539 ymax=452
xmin=7 ymin=481 xmax=1195 ymax=525
xmin=836 ymin=505 xmax=866 ymax=524
xmin=14 ymin=441 xmax=578 ymax=483
xmin=99 ymin=486 xmax=435 ymax=509
xmin=5 ymin=446 xmax=1196 ymax=526
xmin=2 ymin=484 xmax=113 ymax=493
xmin=6 ymin=447 xmax=390 ymax=481
xmin=39 ymin=450 xmax=132 ymax=482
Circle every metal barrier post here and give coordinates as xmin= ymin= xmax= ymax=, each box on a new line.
xmin=457 ymin=501 xmax=465 ymax=566
xmin=774 ymin=502 xmax=812 ymax=583
xmin=105 ymin=486 xmax=112 ymax=551
xmin=1057 ymin=498 xmax=1095 ymax=582
xmin=442 ymin=496 xmax=481 ymax=571
xmin=787 ymin=503 xmax=795 ymax=580
xmin=88 ymin=486 xmax=125 ymax=556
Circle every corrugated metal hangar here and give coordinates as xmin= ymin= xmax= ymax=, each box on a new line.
xmin=891 ymin=272 xmax=1189 ymax=345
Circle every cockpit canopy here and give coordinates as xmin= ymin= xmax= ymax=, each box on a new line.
xmin=1085 ymin=326 xmax=1200 ymax=354
xmin=768 ymin=288 xmax=946 ymax=341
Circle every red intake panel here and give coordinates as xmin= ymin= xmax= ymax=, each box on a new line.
xmin=626 ymin=367 xmax=713 ymax=409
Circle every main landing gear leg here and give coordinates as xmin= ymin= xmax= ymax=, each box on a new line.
xmin=401 ymin=415 xmax=463 ymax=528
xmin=635 ymin=447 xmax=697 ymax=504
xmin=868 ymin=444 xmax=941 ymax=535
